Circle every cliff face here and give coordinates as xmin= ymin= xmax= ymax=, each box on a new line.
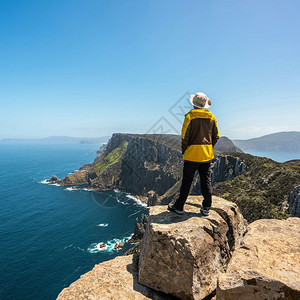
xmin=289 ymin=185 xmax=300 ymax=217
xmin=52 ymin=133 xmax=246 ymax=206
xmin=48 ymin=133 xmax=299 ymax=222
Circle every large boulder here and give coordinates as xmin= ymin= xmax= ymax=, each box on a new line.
xmin=217 ymin=217 xmax=300 ymax=300
xmin=138 ymin=196 xmax=247 ymax=300
xmin=57 ymin=254 xmax=174 ymax=299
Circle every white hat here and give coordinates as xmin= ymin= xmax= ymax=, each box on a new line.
xmin=190 ymin=92 xmax=211 ymax=109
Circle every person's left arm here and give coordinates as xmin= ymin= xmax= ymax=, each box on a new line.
xmin=181 ymin=114 xmax=191 ymax=154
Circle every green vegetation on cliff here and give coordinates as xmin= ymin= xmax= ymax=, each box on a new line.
xmin=94 ymin=141 xmax=128 ymax=172
xmin=63 ymin=171 xmax=88 ymax=184
xmin=213 ymin=153 xmax=300 ymax=222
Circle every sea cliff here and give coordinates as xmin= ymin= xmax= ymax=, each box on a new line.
xmin=48 ymin=133 xmax=299 ymax=221
xmin=48 ymin=133 xmax=245 ymax=204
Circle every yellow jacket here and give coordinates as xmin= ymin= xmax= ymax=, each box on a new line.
xmin=181 ymin=108 xmax=219 ymax=163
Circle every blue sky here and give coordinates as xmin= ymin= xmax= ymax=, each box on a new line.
xmin=0 ymin=0 xmax=299 ymax=139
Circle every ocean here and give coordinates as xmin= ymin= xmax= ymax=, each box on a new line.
xmin=243 ymin=150 xmax=300 ymax=163
xmin=0 ymin=143 xmax=148 ymax=300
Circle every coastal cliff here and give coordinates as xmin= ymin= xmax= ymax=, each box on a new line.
xmin=48 ymin=133 xmax=299 ymax=222
xmin=49 ymin=133 xmax=245 ymax=204
xmin=57 ymin=196 xmax=300 ymax=300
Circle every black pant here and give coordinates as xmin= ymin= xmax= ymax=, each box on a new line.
xmin=173 ymin=160 xmax=212 ymax=211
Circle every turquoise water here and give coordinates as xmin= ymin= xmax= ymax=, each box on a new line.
xmin=0 ymin=143 xmax=148 ymax=300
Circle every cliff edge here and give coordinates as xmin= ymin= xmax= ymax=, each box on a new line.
xmin=57 ymin=196 xmax=247 ymax=299
xmin=57 ymin=196 xmax=300 ymax=299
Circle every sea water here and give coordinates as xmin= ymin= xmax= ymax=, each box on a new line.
xmin=244 ymin=150 xmax=300 ymax=163
xmin=0 ymin=143 xmax=148 ymax=300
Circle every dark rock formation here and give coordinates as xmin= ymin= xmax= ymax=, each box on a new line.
xmin=289 ymin=185 xmax=300 ymax=217
xmin=113 ymin=241 xmax=125 ymax=250
xmin=46 ymin=175 xmax=59 ymax=183
xmin=51 ymin=133 xmax=247 ymax=204
xmin=128 ymin=214 xmax=149 ymax=243
xmin=98 ymin=243 xmax=106 ymax=248
xmin=147 ymin=190 xmax=158 ymax=206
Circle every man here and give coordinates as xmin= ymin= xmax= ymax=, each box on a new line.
xmin=168 ymin=92 xmax=219 ymax=216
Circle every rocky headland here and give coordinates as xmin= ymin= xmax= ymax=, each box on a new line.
xmin=48 ymin=133 xmax=299 ymax=221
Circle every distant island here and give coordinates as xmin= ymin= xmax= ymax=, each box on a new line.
xmin=233 ymin=131 xmax=300 ymax=152
xmin=0 ymin=136 xmax=110 ymax=144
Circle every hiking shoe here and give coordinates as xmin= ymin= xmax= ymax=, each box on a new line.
xmin=168 ymin=204 xmax=184 ymax=215
xmin=200 ymin=207 xmax=210 ymax=216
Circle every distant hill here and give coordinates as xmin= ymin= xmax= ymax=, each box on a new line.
xmin=233 ymin=132 xmax=300 ymax=152
xmin=110 ymin=134 xmax=242 ymax=153
xmin=0 ymin=136 xmax=110 ymax=144
xmin=214 ymin=136 xmax=243 ymax=153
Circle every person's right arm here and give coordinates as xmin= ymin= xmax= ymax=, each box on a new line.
xmin=212 ymin=117 xmax=220 ymax=147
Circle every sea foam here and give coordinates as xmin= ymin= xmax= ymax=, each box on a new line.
xmin=97 ymin=223 xmax=108 ymax=227
xmin=40 ymin=179 xmax=60 ymax=186
xmin=87 ymin=234 xmax=133 ymax=254
xmin=65 ymin=187 xmax=77 ymax=191
xmin=126 ymin=194 xmax=147 ymax=207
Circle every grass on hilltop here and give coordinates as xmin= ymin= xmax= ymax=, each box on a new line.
xmin=94 ymin=141 xmax=128 ymax=173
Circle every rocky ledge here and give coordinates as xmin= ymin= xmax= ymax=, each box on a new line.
xmin=57 ymin=254 xmax=175 ymax=300
xmin=57 ymin=196 xmax=300 ymax=300
xmin=138 ymin=196 xmax=247 ymax=299
xmin=217 ymin=217 xmax=300 ymax=300
xmin=57 ymin=196 xmax=246 ymax=299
